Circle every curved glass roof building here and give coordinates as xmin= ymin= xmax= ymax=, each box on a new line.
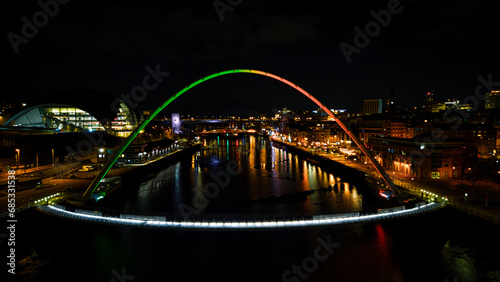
xmin=6 ymin=90 xmax=142 ymax=137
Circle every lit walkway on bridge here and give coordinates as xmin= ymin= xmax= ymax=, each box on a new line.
xmin=39 ymin=202 xmax=443 ymax=230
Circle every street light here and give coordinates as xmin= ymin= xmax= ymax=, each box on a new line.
xmin=15 ymin=149 xmax=20 ymax=171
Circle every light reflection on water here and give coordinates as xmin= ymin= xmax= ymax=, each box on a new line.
xmin=118 ymin=136 xmax=375 ymax=215
xmin=441 ymin=240 xmax=478 ymax=281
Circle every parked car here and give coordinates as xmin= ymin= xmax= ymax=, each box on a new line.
xmin=78 ymin=165 xmax=94 ymax=172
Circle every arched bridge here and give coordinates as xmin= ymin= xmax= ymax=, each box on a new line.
xmin=83 ymin=69 xmax=400 ymax=199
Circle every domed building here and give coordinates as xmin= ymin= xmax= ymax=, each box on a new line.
xmin=5 ymin=90 xmax=142 ymax=137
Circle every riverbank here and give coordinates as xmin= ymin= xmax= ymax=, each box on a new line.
xmin=0 ymin=143 xmax=201 ymax=215
xmin=271 ymin=140 xmax=367 ymax=184
xmin=272 ymin=139 xmax=500 ymax=225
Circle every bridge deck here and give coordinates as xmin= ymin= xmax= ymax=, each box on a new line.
xmin=38 ymin=202 xmax=444 ymax=230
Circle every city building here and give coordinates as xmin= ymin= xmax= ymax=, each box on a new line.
xmin=369 ymin=136 xmax=476 ymax=179
xmin=495 ymin=124 xmax=500 ymax=158
xmin=389 ymin=120 xmax=415 ymax=139
xmin=363 ymin=99 xmax=383 ymax=115
xmin=425 ymin=92 xmax=434 ymax=104
xmin=421 ymin=92 xmax=436 ymax=112
xmin=4 ymin=90 xmax=142 ymax=137
xmin=485 ymin=90 xmax=500 ymax=109
xmin=355 ymin=116 xmax=390 ymax=144
xmin=426 ymin=99 xmax=461 ymax=113
xmin=353 ymin=115 xmax=414 ymax=144
xmin=436 ymin=123 xmax=496 ymax=157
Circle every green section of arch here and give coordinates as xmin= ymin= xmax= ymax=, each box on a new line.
xmin=83 ymin=69 xmax=399 ymax=200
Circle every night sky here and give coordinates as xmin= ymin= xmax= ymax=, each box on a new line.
xmin=2 ymin=0 xmax=500 ymax=115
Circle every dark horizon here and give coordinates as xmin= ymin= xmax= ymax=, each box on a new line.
xmin=1 ymin=0 xmax=500 ymax=113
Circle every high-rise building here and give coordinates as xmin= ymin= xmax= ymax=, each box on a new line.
xmin=425 ymin=92 xmax=434 ymax=104
xmin=485 ymin=90 xmax=500 ymax=109
xmin=422 ymin=92 xmax=439 ymax=112
xmin=363 ymin=99 xmax=383 ymax=115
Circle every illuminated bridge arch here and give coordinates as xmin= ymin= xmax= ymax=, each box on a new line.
xmin=83 ymin=69 xmax=400 ymax=199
